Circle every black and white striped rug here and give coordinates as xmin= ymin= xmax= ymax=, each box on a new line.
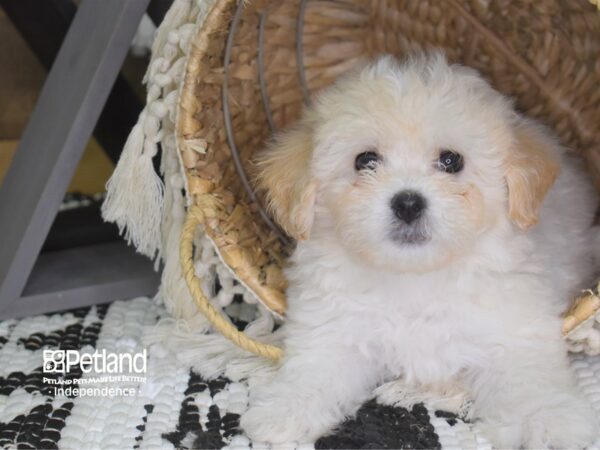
xmin=0 ymin=298 xmax=599 ymax=449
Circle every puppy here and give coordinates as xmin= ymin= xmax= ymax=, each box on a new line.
xmin=240 ymin=54 xmax=599 ymax=448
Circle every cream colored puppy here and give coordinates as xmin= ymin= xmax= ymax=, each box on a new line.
xmin=240 ymin=54 xmax=599 ymax=448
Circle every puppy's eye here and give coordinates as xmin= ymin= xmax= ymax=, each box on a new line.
xmin=437 ymin=150 xmax=464 ymax=174
xmin=355 ymin=151 xmax=381 ymax=171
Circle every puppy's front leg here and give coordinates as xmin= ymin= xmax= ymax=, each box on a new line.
xmin=470 ymin=338 xmax=597 ymax=449
xmin=240 ymin=343 xmax=377 ymax=445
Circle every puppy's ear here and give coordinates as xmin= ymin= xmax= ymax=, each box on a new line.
xmin=505 ymin=120 xmax=561 ymax=230
xmin=254 ymin=121 xmax=317 ymax=241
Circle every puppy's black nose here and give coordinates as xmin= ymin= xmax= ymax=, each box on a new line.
xmin=391 ymin=191 xmax=427 ymax=224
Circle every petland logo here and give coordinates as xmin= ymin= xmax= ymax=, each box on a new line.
xmin=43 ymin=349 xmax=147 ymax=374
xmin=43 ymin=349 xmax=147 ymax=398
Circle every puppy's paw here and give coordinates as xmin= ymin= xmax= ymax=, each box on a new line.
xmin=523 ymin=399 xmax=598 ymax=450
xmin=240 ymin=400 xmax=328 ymax=445
xmin=480 ymin=396 xmax=598 ymax=449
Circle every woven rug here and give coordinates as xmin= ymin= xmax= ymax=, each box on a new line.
xmin=1 ymin=297 xmax=599 ymax=450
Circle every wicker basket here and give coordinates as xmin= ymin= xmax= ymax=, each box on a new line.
xmin=176 ymin=0 xmax=600 ymax=359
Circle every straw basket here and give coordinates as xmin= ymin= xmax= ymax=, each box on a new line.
xmin=176 ymin=0 xmax=600 ymax=360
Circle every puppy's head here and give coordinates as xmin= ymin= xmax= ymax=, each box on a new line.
xmin=255 ymin=54 xmax=560 ymax=272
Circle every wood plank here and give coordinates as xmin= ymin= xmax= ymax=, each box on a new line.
xmin=0 ymin=0 xmax=150 ymax=310
xmin=0 ymin=242 xmax=159 ymax=319
xmin=0 ymin=0 xmax=144 ymax=163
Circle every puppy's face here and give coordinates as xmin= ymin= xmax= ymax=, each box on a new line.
xmin=256 ymin=55 xmax=559 ymax=273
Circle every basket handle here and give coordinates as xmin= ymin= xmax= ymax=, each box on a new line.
xmin=180 ymin=201 xmax=283 ymax=361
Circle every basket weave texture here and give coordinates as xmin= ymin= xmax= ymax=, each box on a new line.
xmin=176 ymin=0 xmax=600 ymax=351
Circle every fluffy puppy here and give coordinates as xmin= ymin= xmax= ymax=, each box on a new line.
xmin=240 ymin=54 xmax=599 ymax=448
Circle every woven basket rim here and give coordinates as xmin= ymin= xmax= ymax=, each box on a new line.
xmin=176 ymin=0 xmax=600 ymax=335
xmin=177 ymin=0 xmax=288 ymax=316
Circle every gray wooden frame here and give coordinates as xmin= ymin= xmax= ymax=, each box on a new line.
xmin=0 ymin=0 xmax=159 ymax=318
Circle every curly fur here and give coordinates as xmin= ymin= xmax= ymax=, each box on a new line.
xmin=242 ymin=54 xmax=599 ymax=448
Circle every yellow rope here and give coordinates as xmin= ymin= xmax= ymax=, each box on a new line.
xmin=180 ymin=198 xmax=283 ymax=361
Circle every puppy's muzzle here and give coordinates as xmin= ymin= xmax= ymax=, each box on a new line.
xmin=390 ymin=190 xmax=427 ymax=224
